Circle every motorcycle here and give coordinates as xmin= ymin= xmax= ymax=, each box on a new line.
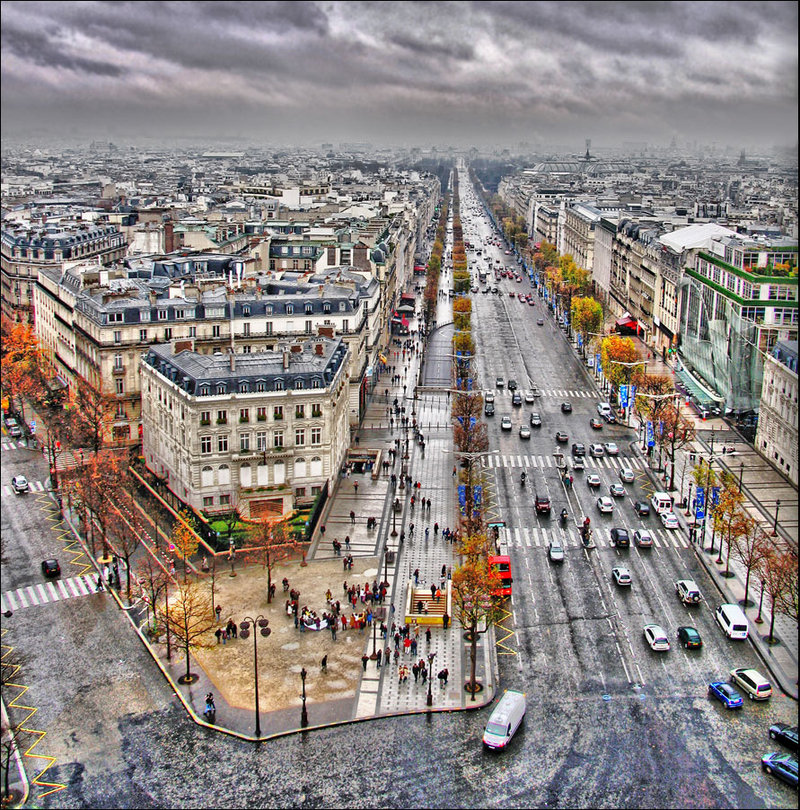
xmin=560 ymin=508 xmax=568 ymax=524
xmin=520 ymin=471 xmax=526 ymax=487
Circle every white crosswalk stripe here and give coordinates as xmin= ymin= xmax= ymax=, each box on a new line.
xmin=2 ymin=480 xmax=46 ymax=496
xmin=0 ymin=574 xmax=101 ymax=613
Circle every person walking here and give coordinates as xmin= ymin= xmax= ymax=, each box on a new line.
xmin=361 ymin=654 xmax=369 ymax=671
xmin=412 ymin=662 xmax=420 ymax=682
xmin=413 ymin=568 xmax=420 ymax=586
xmin=321 ymin=655 xmax=328 ymax=673
xmin=350 ymin=510 xmax=356 ymax=525
xmin=376 ymin=647 xmax=382 ymax=668
xmin=425 ymin=627 xmax=431 ymax=645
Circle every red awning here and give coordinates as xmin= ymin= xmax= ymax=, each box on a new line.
xmin=616 ymin=316 xmax=637 ymax=327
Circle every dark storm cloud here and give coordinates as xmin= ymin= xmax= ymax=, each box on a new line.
xmin=0 ymin=0 xmax=796 ymax=146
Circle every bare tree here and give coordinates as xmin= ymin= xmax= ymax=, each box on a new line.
xmin=161 ymin=579 xmax=215 ymax=683
xmin=246 ymin=519 xmax=298 ymax=603
xmin=732 ymin=517 xmax=770 ymax=608
xmin=135 ymin=555 xmax=170 ymax=636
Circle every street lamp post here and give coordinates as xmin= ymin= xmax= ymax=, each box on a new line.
xmin=300 ymin=667 xmax=309 ymax=727
xmin=239 ymin=615 xmax=271 ymax=738
xmin=426 ymin=651 xmax=437 ymax=707
xmin=738 ymin=461 xmax=744 ymax=493
xmin=228 ymin=538 xmax=237 ymax=577
xmin=772 ymin=500 xmax=781 ymax=537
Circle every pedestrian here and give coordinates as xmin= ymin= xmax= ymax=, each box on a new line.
xmin=434 ymin=522 xmax=439 ymax=536
xmin=221 ymin=627 xmax=227 ymax=645
xmin=394 ymin=631 xmax=401 ymax=650
xmin=425 ymin=527 xmax=429 ymax=541
xmin=393 ymin=647 xmax=400 ymax=664
xmin=321 ymin=655 xmax=328 ymax=673
xmin=442 ymin=612 xmax=449 ymax=629
xmin=411 ymin=638 xmax=417 ymax=656
xmin=345 ymin=535 xmax=351 ymax=551
xmin=320 ymin=524 xmax=326 ymax=538
xmin=420 ymin=662 xmax=428 ymax=683
xmin=430 ymin=582 xmax=437 ymax=599
xmin=425 ymin=627 xmax=431 ymax=645
xmin=452 ymin=465 xmax=457 ymax=477
xmin=376 ymin=648 xmax=382 ymax=668
xmin=413 ymin=568 xmax=420 ymax=585
xmin=330 ymin=622 xmax=337 ymax=641
xmin=361 ymin=654 xmax=369 ymax=671
xmin=412 ymin=662 xmax=420 ymax=682
xmin=350 ymin=510 xmax=356 ymax=525
xmin=353 ymin=480 xmax=359 ymax=494
xmin=215 ymin=627 xmax=222 ymax=644
xmin=385 ymin=645 xmax=391 ymax=664
xmin=404 ymin=636 xmax=411 ymax=656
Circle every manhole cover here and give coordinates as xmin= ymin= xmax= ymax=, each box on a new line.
xmin=602 ymin=694 xmax=612 ymax=701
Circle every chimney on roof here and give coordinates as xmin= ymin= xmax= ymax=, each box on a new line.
xmin=315 ymin=343 xmax=324 ymax=356
xmin=290 ymin=344 xmax=303 ymax=354
xmin=149 ymin=290 xmax=157 ymax=306
xmin=317 ymin=325 xmax=334 ymax=338
xmin=283 ymin=350 xmax=290 ymax=370
xmin=229 ymin=350 xmax=235 ymax=372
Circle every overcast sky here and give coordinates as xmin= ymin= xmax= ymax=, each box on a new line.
xmin=1 ymin=0 xmax=797 ymax=150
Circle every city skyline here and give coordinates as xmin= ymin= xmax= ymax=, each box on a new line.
xmin=1 ymin=0 xmax=797 ymax=151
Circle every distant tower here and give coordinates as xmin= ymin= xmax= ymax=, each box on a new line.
xmin=584 ymin=138 xmax=592 ymax=160
xmin=738 ymin=149 xmax=746 ymax=166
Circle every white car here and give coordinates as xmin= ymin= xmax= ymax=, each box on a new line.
xmin=11 ymin=474 xmax=29 ymax=494
xmin=619 ymin=467 xmax=635 ymax=483
xmin=501 ymin=416 xmax=512 ymax=431
xmin=586 ymin=474 xmax=601 ymax=488
xmin=634 ymin=529 xmax=654 ymax=548
xmin=612 ymin=566 xmax=632 ymax=586
xmin=660 ymin=511 xmax=680 ymax=529
xmin=524 ymin=390 xmax=535 ymax=404
xmin=518 ymin=425 xmax=531 ymax=439
xmin=485 ymin=390 xmax=495 ymax=403
xmin=644 ymin=624 xmax=670 ymax=652
xmin=675 ymin=579 xmax=702 ymax=604
xmin=604 ymin=442 xmax=619 ymax=456
xmin=596 ymin=496 xmax=614 ymax=514
xmin=589 ymin=443 xmax=605 ymax=457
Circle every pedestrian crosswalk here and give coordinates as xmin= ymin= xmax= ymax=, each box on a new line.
xmin=1 ymin=440 xmax=30 ymax=451
xmin=498 ymin=525 xmax=690 ymax=550
xmin=2 ymin=479 xmax=47 ymax=495
xmin=1 ymin=574 xmax=104 ymax=613
xmin=485 ymin=454 xmax=643 ymax=471
xmin=490 ymin=389 xmax=599 ymax=400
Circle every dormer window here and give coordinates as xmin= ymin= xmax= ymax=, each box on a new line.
xmin=305 ymin=303 xmax=313 ymax=314
xmin=242 ymin=306 xmax=250 ymax=316
xmin=294 ymin=379 xmax=304 ymax=390
xmin=286 ymin=305 xmax=294 ymax=315
xmin=275 ymin=379 xmax=284 ymax=391
xmin=339 ymin=302 xmax=346 ymax=311
xmin=323 ymin=304 xmax=331 ymax=313
xmin=266 ymin=305 xmax=273 ymax=315
xmin=216 ymin=384 xmax=226 ymax=395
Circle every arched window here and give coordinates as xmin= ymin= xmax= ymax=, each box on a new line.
xmin=286 ymin=304 xmax=294 ymax=315
xmin=305 ymin=303 xmax=313 ymax=314
xmin=294 ymin=457 xmax=307 ymax=478
xmin=218 ymin=464 xmax=231 ymax=486
xmin=273 ymin=460 xmax=286 ymax=485
xmin=310 ymin=456 xmax=323 ymax=477
xmin=216 ymin=383 xmax=226 ymax=395
xmin=201 ymin=466 xmax=214 ymax=487
xmin=257 ymin=461 xmax=268 ymax=486
xmin=275 ymin=379 xmax=284 ymax=391
xmin=239 ymin=381 xmax=249 ymax=393
xmin=240 ymin=463 xmax=252 ymax=487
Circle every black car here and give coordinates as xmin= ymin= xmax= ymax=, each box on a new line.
xmin=610 ymin=528 xmax=630 ymax=547
xmin=633 ymin=501 xmax=651 ymax=516
xmin=512 ymin=392 xmax=522 ymax=406
xmin=677 ymin=626 xmax=703 ymax=649
xmin=41 ymin=559 xmax=61 ymax=578
xmin=484 ymin=403 xmax=495 ymax=416
xmin=507 ymin=379 xmax=518 ymax=391
xmin=561 ymin=402 xmax=572 ymax=413
xmin=770 ymin=723 xmax=799 ymax=751
xmin=571 ymin=443 xmax=586 ymax=456
xmin=529 ymin=412 xmax=542 ymax=427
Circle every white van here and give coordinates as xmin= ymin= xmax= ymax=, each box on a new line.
xmin=715 ymin=603 xmax=749 ymax=640
xmin=650 ymin=491 xmax=673 ymax=515
xmin=483 ymin=689 xmax=526 ymax=749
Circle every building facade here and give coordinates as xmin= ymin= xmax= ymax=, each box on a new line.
xmin=141 ymin=337 xmax=350 ymax=520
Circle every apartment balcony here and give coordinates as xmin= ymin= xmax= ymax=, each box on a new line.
xmin=112 ymin=365 xmax=126 ymax=376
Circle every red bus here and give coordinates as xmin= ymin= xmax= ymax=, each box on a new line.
xmin=489 ymin=555 xmax=513 ymax=597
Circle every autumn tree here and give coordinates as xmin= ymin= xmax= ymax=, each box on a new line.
xmin=136 ymin=554 xmax=170 ymax=635
xmin=110 ymin=485 xmax=145 ymax=598
xmin=68 ymin=374 xmax=116 ymax=454
xmin=733 ymin=517 xmax=770 ymax=608
xmin=169 ymin=509 xmax=200 ymax=582
xmin=451 ymin=559 xmax=505 ymax=700
xmin=776 ymin=550 xmax=798 ymax=623
xmin=162 ymin=579 xmax=215 ymax=683
xmin=0 ymin=644 xmax=35 ymax=807
xmin=757 ymin=548 xmax=794 ymax=644
xmin=81 ymin=451 xmax=127 ymax=560
xmin=658 ymin=401 xmax=696 ymax=491
xmin=570 ymin=296 xmax=603 ymax=354
xmin=600 ymin=335 xmax=640 ymax=390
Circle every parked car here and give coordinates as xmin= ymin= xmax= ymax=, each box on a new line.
xmin=761 ymin=753 xmax=798 ymax=788
xmin=6 ymin=418 xmax=22 ymax=438
xmin=612 ymin=566 xmax=632 ymax=586
xmin=769 ymin=723 xmax=799 ymax=752
xmin=643 ymin=624 xmax=670 ymax=651
xmin=11 ymin=475 xmax=29 ymax=494
xmin=708 ymin=681 xmax=744 ymax=709
xmin=677 ymin=626 xmax=703 ymax=649
xmin=634 ymin=529 xmax=653 ymax=548
xmin=633 ymin=501 xmax=651 ymax=517
xmin=41 ymin=559 xmax=61 ymax=578
xmin=609 ymin=483 xmax=626 ymax=498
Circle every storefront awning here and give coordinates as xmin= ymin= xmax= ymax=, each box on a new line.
xmin=676 ymin=368 xmax=723 ymax=407
xmin=616 ymin=316 xmax=637 ymax=327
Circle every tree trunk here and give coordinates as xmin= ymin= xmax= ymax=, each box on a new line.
xmin=768 ymin=603 xmax=776 ymax=643
xmin=470 ymin=623 xmax=478 ymax=701
xmin=743 ymin=567 xmax=751 ymax=606
xmin=185 ymin=640 xmax=191 ymax=681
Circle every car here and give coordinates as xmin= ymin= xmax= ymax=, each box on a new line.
xmin=571 ymin=456 xmax=585 ymax=471
xmin=634 ymin=529 xmax=653 ymax=548
xmin=590 ymin=417 xmax=603 ymax=430
xmin=677 ymin=626 xmax=703 ymax=649
xmin=529 ymin=412 xmax=542 ymax=427
xmin=597 ymin=403 xmax=613 ymax=418
xmin=555 ymin=431 xmax=568 ymax=443
xmin=535 ymin=492 xmax=551 ymax=514
xmin=643 ymin=624 xmax=670 ymax=651
xmin=603 ymin=411 xmax=618 ymax=424
xmin=527 ymin=298 xmax=536 ymax=306
xmin=511 ymin=392 xmax=522 ymax=406
xmin=11 ymin=474 xmax=29 ymax=494
xmin=609 ymin=483 xmax=626 ymax=498
xmin=730 ymin=668 xmax=772 ymax=701
xmin=619 ymin=467 xmax=635 ymax=483
xmin=524 ymin=390 xmax=535 ymax=404
xmin=519 ymin=425 xmax=531 ymax=439
xmin=560 ymin=402 xmax=572 ymax=413
xmin=571 ymin=442 xmax=585 ymax=456
xmin=587 ymin=474 xmax=602 ymax=488
xmin=610 ymin=527 xmax=630 ymax=547
xmin=675 ymin=579 xmax=702 ymax=604
xmin=604 ymin=442 xmax=619 ymax=456
xmin=507 ymin=379 xmax=518 ymax=391
xmin=633 ymin=500 xmax=651 ymax=517
xmin=501 ymin=417 xmax=512 ymax=431
xmin=496 ymin=377 xmax=504 ymax=388
xmin=761 ymin=752 xmax=798 ymax=788
xmin=769 ymin=723 xmax=799 ymax=751
xmin=484 ymin=390 xmax=495 ymax=403
xmin=548 ymin=538 xmax=564 ymax=563
xmin=537 ymin=317 xmax=544 ymax=326
xmin=589 ymin=443 xmax=605 ymax=457
xmin=6 ymin=418 xmax=22 ymax=438
xmin=41 ymin=559 xmax=61 ymax=578
xmin=484 ymin=403 xmax=495 ymax=416
xmin=612 ymin=566 xmax=632 ymax=586
xmin=708 ymin=681 xmax=744 ymax=709
xmin=597 ymin=496 xmax=614 ymax=514
xmin=660 ymin=511 xmax=680 ymax=529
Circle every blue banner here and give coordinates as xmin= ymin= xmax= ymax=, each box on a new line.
xmin=596 ymin=353 xmax=601 ymax=370
xmin=646 ymin=421 xmax=655 ymax=447
xmin=473 ymin=485 xmax=482 ymax=507
xmin=620 ymin=385 xmax=628 ymax=407
xmin=695 ymin=486 xmax=705 ymax=520
xmin=711 ymin=486 xmax=720 ymax=506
